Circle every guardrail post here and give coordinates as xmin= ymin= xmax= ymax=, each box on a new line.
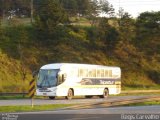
xmin=28 ymin=78 xmax=35 ymax=108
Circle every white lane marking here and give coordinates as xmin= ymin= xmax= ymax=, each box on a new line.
xmin=64 ymin=117 xmax=100 ymax=120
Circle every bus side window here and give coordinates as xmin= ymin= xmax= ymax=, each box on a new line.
xmin=88 ymin=70 xmax=92 ymax=77
xmin=79 ymin=69 xmax=83 ymax=77
xmin=105 ymin=70 xmax=108 ymax=77
xmin=101 ymin=69 xmax=104 ymax=77
xmin=109 ymin=70 xmax=112 ymax=77
xmin=58 ymin=74 xmax=62 ymax=85
xmin=93 ymin=69 xmax=96 ymax=77
xmin=58 ymin=73 xmax=66 ymax=85
xmin=97 ymin=69 xmax=101 ymax=77
xmin=62 ymin=74 xmax=67 ymax=82
xmin=85 ymin=69 xmax=89 ymax=77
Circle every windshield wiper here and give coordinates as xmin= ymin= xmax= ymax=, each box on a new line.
xmin=39 ymin=75 xmax=52 ymax=88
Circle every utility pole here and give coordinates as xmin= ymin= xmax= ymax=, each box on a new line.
xmin=30 ymin=0 xmax=33 ymax=24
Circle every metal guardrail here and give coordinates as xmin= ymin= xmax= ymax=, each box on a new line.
xmin=0 ymin=92 xmax=28 ymax=96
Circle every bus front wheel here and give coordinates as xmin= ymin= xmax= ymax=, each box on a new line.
xmin=85 ymin=96 xmax=93 ymax=99
xmin=100 ymin=88 xmax=109 ymax=98
xmin=49 ymin=96 xmax=55 ymax=99
xmin=65 ymin=89 xmax=73 ymax=100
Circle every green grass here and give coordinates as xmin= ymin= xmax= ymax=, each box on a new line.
xmin=1 ymin=18 xmax=31 ymax=27
xmin=0 ymin=101 xmax=159 ymax=113
xmin=0 ymin=95 xmax=29 ymax=100
xmin=0 ymin=104 xmax=73 ymax=113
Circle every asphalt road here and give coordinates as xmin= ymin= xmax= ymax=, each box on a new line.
xmin=0 ymin=95 xmax=157 ymax=106
xmin=1 ymin=106 xmax=160 ymax=120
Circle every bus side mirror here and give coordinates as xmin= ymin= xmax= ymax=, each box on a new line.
xmin=32 ymin=70 xmax=38 ymax=78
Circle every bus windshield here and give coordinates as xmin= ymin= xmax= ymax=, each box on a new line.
xmin=37 ymin=69 xmax=59 ymax=88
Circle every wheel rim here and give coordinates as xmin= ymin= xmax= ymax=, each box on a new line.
xmin=68 ymin=89 xmax=72 ymax=99
xmin=104 ymin=89 xmax=108 ymax=98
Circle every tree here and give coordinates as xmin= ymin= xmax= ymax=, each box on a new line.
xmin=34 ymin=0 xmax=69 ymax=34
xmin=0 ymin=0 xmax=3 ymax=17
xmin=118 ymin=8 xmax=135 ymax=42
xmin=0 ymin=0 xmax=31 ymax=18
xmin=77 ymin=0 xmax=90 ymax=16
xmin=87 ymin=0 xmax=99 ymax=26
xmin=99 ymin=0 xmax=115 ymax=17
xmin=136 ymin=12 xmax=160 ymax=84
xmin=136 ymin=11 xmax=160 ymax=35
xmin=98 ymin=18 xmax=119 ymax=55
xmin=58 ymin=0 xmax=92 ymax=18
xmin=59 ymin=0 xmax=78 ymax=17
xmin=135 ymin=11 xmax=160 ymax=56
xmin=59 ymin=0 xmax=100 ymax=23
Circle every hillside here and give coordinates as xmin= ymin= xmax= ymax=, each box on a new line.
xmin=0 ymin=18 xmax=160 ymax=92
xmin=0 ymin=50 xmax=32 ymax=92
xmin=0 ymin=0 xmax=160 ymax=92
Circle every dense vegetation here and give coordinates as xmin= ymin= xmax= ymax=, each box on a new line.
xmin=0 ymin=0 xmax=160 ymax=92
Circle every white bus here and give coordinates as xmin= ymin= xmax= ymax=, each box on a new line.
xmin=36 ymin=63 xmax=121 ymax=99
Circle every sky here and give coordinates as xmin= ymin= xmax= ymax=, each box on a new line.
xmin=107 ymin=0 xmax=160 ymax=18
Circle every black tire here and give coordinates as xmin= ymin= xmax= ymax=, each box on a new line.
xmin=49 ymin=96 xmax=55 ymax=99
xmin=65 ymin=89 xmax=73 ymax=100
xmin=100 ymin=89 xmax=109 ymax=98
xmin=85 ymin=96 xmax=93 ymax=99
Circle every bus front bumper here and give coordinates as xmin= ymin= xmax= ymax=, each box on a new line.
xmin=36 ymin=89 xmax=57 ymax=96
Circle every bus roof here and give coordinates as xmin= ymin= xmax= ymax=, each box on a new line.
xmin=40 ymin=63 xmax=120 ymax=70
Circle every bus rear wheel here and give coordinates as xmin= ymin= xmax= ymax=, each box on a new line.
xmin=85 ymin=96 xmax=93 ymax=99
xmin=49 ymin=96 xmax=55 ymax=99
xmin=65 ymin=89 xmax=73 ymax=100
xmin=100 ymin=88 xmax=109 ymax=98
